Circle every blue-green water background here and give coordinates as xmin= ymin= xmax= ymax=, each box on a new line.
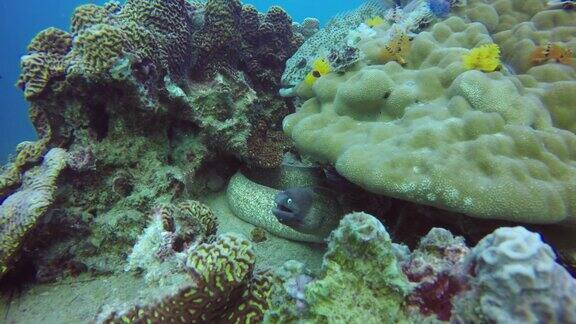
xmin=0 ymin=0 xmax=364 ymax=163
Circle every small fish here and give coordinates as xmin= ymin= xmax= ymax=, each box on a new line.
xmin=531 ymin=43 xmax=574 ymax=65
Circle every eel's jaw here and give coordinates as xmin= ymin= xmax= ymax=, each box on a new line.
xmin=273 ymin=201 xmax=302 ymax=225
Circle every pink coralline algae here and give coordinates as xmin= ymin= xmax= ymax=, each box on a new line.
xmin=401 ymin=228 xmax=470 ymax=320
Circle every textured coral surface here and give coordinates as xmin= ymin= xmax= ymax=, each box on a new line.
xmin=284 ymin=7 xmax=576 ymax=225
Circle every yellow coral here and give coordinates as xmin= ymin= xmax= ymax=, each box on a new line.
xmin=462 ymin=43 xmax=501 ymax=72
xmin=304 ymin=58 xmax=331 ymax=86
xmin=366 ymin=16 xmax=385 ymax=28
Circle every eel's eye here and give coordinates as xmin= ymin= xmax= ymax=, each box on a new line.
xmin=287 ymin=198 xmax=293 ymax=205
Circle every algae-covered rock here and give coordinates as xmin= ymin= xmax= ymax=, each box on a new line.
xmin=453 ymin=226 xmax=576 ymax=323
xmin=265 ymin=212 xmax=412 ymax=323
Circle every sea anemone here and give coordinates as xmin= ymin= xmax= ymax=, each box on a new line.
xmin=462 ymin=43 xmax=501 ymax=72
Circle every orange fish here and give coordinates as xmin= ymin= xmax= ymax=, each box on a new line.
xmin=531 ymin=43 xmax=574 ymax=65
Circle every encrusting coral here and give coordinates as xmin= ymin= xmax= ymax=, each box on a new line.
xmin=265 ymin=212 xmax=412 ymax=323
xmin=102 ymin=233 xmax=274 ymax=323
xmin=284 ymin=9 xmax=576 ymax=225
xmin=264 ymin=212 xmax=576 ymax=323
xmin=452 ymin=226 xmax=576 ymax=323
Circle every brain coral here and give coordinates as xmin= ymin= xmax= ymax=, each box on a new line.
xmin=69 ymin=24 xmax=127 ymax=77
xmin=27 ymin=27 xmax=72 ymax=55
xmin=452 ymin=226 xmax=576 ymax=323
xmin=17 ymin=27 xmax=72 ymax=99
xmin=104 ymin=233 xmax=273 ymax=323
xmin=70 ymin=3 xmax=117 ymax=33
xmin=0 ymin=148 xmax=67 ymax=278
xmin=284 ymin=16 xmax=576 ymax=225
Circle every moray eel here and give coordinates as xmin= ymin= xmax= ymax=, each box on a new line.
xmin=273 ymin=188 xmax=320 ymax=235
xmin=227 ymin=172 xmax=341 ymax=243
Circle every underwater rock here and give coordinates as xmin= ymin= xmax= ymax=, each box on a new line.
xmin=452 ymin=226 xmax=576 ymax=323
xmin=125 ymin=200 xmax=217 ymax=285
xmin=402 ymin=227 xmax=470 ymax=320
xmin=102 ymin=233 xmax=274 ymax=323
xmin=265 ymin=212 xmax=412 ymax=323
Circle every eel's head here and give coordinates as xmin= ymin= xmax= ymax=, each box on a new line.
xmin=272 ymin=188 xmax=314 ymax=226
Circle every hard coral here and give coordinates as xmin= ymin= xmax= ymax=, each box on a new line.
xmin=105 ymin=234 xmax=274 ymax=323
xmin=71 ymin=4 xmax=117 ymax=33
xmin=266 ymin=212 xmax=412 ymax=322
xmin=462 ymin=43 xmax=501 ymax=72
xmin=69 ymin=24 xmax=127 ymax=77
xmin=452 ymin=227 xmax=576 ymax=323
xmin=17 ymin=53 xmax=67 ymax=99
xmin=0 ymin=149 xmax=67 ymax=278
xmin=27 ymin=27 xmax=72 ymax=55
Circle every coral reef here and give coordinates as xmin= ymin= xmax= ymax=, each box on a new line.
xmin=264 ymin=213 xmax=576 ymax=323
xmin=284 ymin=13 xmax=576 ymax=225
xmin=103 ymin=233 xmax=274 ymax=323
xmin=401 ymin=227 xmax=470 ymax=320
xmin=125 ymin=200 xmax=218 ymax=284
xmin=0 ymin=148 xmax=67 ymax=277
xmin=4 ymin=0 xmax=576 ymax=322
xmin=265 ymin=212 xmax=412 ymax=322
xmin=452 ymin=227 xmax=576 ymax=323
xmin=5 ymin=0 xmax=302 ymax=279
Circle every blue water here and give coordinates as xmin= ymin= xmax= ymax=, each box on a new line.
xmin=0 ymin=0 xmax=364 ymax=163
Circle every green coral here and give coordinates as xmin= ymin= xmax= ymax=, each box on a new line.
xmin=27 ymin=27 xmax=72 ymax=55
xmin=0 ymin=139 xmax=49 ymax=197
xmin=70 ymin=24 xmax=127 ymax=77
xmin=0 ymin=148 xmax=67 ymax=278
xmin=265 ymin=212 xmax=412 ymax=323
xmin=284 ymin=16 xmax=576 ymax=225
xmin=16 ymin=53 xmax=67 ymax=99
xmin=70 ymin=3 xmax=117 ymax=33
xmin=103 ymin=233 xmax=273 ymax=323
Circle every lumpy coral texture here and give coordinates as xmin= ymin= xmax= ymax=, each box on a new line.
xmin=284 ymin=5 xmax=576 ymax=225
